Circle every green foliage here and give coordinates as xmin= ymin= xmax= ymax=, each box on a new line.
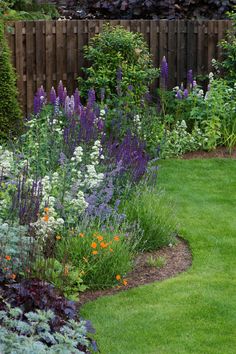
xmin=56 ymin=226 xmax=135 ymax=290
xmin=78 ymin=24 xmax=159 ymax=101
xmin=32 ymin=258 xmax=87 ymax=300
xmin=217 ymin=10 xmax=236 ymax=84
xmin=0 ymin=0 xmax=59 ymax=20
xmin=146 ymin=255 xmax=166 ymax=268
xmin=0 ymin=20 xmax=22 ymax=140
xmin=0 ymin=301 xmax=91 ymax=353
xmin=122 ymin=185 xmax=177 ymax=251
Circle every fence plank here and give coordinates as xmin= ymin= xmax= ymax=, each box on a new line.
xmin=25 ymin=21 xmax=35 ymax=115
xmin=177 ymin=20 xmax=186 ymax=84
xmin=35 ymin=21 xmax=45 ymax=91
xmin=45 ymin=21 xmax=55 ymax=94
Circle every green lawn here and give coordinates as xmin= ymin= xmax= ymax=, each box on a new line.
xmin=82 ymin=159 xmax=236 ymax=354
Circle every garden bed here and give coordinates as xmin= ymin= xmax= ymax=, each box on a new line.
xmin=79 ymin=237 xmax=191 ymax=305
xmin=183 ymin=147 xmax=236 ymax=159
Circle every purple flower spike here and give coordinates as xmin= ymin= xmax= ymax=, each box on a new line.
xmin=127 ymin=85 xmax=133 ymax=91
xmin=160 ymin=56 xmax=168 ymax=87
xmin=187 ymin=69 xmax=193 ymax=86
xmin=207 ymin=84 xmax=211 ymax=91
xmin=87 ymin=88 xmax=96 ymax=108
xmin=183 ymin=89 xmax=189 ymax=98
xmin=58 ymin=80 xmax=64 ymax=105
xmin=176 ymin=90 xmax=183 ymax=100
xmin=100 ymin=88 xmax=105 ymax=102
xmin=74 ymin=88 xmax=81 ymax=114
xmin=97 ymin=119 xmax=104 ymax=132
xmin=193 ymin=80 xmax=197 ymax=88
xmin=116 ymin=67 xmax=122 ymax=82
xmin=50 ymin=87 xmax=57 ymax=106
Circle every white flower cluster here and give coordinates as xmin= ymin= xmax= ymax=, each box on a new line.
xmin=85 ymin=140 xmax=104 ymax=189
xmin=133 ymin=114 xmax=142 ymax=132
xmin=0 ymin=146 xmax=14 ymax=177
xmin=71 ymin=146 xmax=83 ymax=163
xmin=31 ymin=213 xmax=64 ymax=244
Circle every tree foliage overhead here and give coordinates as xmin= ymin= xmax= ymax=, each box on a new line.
xmin=58 ymin=0 xmax=236 ymax=19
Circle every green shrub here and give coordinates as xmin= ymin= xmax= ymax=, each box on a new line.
xmin=0 ymin=20 xmax=22 ymax=140
xmin=122 ymin=185 xmax=177 ymax=251
xmin=217 ymin=10 xmax=236 ymax=85
xmin=78 ymin=23 xmax=159 ymax=101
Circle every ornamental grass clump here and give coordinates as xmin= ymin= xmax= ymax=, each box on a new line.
xmin=55 ymin=228 xmax=135 ymax=290
xmin=122 ymin=185 xmax=177 ymax=251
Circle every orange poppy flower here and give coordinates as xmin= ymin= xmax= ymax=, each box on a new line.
xmin=100 ymin=242 xmax=108 ymax=249
xmin=44 ymin=207 xmax=49 ymax=213
xmin=5 ymin=255 xmax=11 ymax=261
xmin=116 ymin=274 xmax=121 ymax=281
xmin=92 ymin=250 xmax=98 ymax=255
xmin=91 ymin=242 xmax=97 ymax=249
xmin=123 ymin=279 xmax=128 ymax=286
xmin=109 ymin=248 xmax=113 ymax=252
xmin=79 ymin=233 xmax=84 ymax=238
xmin=114 ymin=236 xmax=120 ymax=241
xmin=11 ymin=273 xmax=16 ymax=280
xmin=97 ymin=235 xmax=103 ymax=241
xmin=43 ymin=215 xmax=49 ymax=222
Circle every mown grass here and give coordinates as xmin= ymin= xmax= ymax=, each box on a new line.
xmin=81 ymin=159 xmax=236 ymax=354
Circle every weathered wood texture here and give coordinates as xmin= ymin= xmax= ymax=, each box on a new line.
xmin=5 ymin=20 xmax=231 ymax=115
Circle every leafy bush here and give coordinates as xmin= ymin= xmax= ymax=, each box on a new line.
xmin=0 ymin=298 xmax=96 ymax=353
xmin=78 ymin=24 xmax=159 ymax=101
xmin=0 ymin=21 xmax=22 ymax=140
xmin=217 ymin=10 xmax=236 ymax=85
xmin=122 ymin=185 xmax=177 ymax=251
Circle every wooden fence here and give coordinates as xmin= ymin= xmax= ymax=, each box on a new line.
xmin=5 ymin=20 xmax=232 ymax=115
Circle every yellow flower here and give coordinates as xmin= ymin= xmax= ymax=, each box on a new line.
xmin=56 ymin=235 xmax=61 ymax=240
xmin=116 ymin=274 xmax=121 ymax=281
xmin=91 ymin=242 xmax=97 ymax=249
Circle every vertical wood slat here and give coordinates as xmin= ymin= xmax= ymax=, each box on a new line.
xmin=35 ymin=21 xmax=45 ymax=91
xmin=5 ymin=20 xmax=232 ymax=115
xmin=45 ymin=21 xmax=55 ymax=94
xmin=25 ymin=21 xmax=35 ymax=116
xmin=168 ymin=21 xmax=176 ymax=88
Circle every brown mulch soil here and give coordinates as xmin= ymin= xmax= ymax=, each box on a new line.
xmin=183 ymin=146 xmax=236 ymax=159
xmin=78 ymin=237 xmax=192 ymax=306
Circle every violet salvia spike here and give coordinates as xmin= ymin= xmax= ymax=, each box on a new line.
xmin=176 ymin=90 xmax=182 ymax=99
xmin=116 ymin=67 xmax=122 ymax=82
xmin=74 ymin=88 xmax=81 ymax=113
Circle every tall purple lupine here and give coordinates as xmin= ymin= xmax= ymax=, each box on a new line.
xmin=176 ymin=90 xmax=183 ymax=100
xmin=183 ymin=89 xmax=189 ymax=98
xmin=187 ymin=69 xmax=193 ymax=86
xmin=33 ymin=86 xmax=46 ymax=115
xmin=87 ymin=88 xmax=96 ymax=109
xmin=160 ymin=56 xmax=168 ymax=88
xmin=74 ymin=88 xmax=81 ymax=114
xmin=50 ymin=87 xmax=57 ymax=106
xmin=58 ymin=80 xmax=64 ymax=105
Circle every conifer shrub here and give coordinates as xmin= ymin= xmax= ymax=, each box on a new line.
xmin=0 ymin=20 xmax=22 ymax=140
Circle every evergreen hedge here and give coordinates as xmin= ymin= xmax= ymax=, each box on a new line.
xmin=0 ymin=20 xmax=22 ymax=140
